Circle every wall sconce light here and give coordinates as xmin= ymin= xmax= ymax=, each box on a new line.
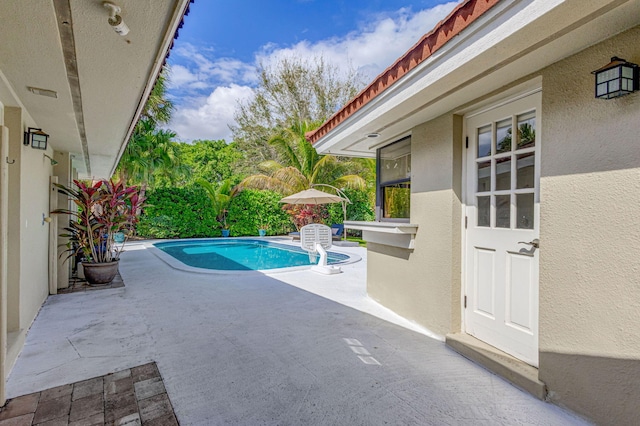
xmin=592 ymin=56 xmax=639 ymax=99
xmin=23 ymin=127 xmax=49 ymax=150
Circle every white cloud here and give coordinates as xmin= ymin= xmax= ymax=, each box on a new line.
xmin=169 ymin=44 xmax=257 ymax=93
xmin=168 ymin=84 xmax=254 ymax=142
xmin=255 ymin=2 xmax=459 ymax=81
xmin=168 ymin=2 xmax=459 ymax=142
xmin=168 ymin=64 xmax=199 ymax=89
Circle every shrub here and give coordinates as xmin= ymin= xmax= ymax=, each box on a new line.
xmin=136 ymin=186 xmax=219 ymax=238
xmin=227 ymin=189 xmax=294 ymax=236
xmin=327 ymin=188 xmax=375 ymax=223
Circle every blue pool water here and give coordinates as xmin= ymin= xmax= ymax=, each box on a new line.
xmin=154 ymin=239 xmax=349 ymax=271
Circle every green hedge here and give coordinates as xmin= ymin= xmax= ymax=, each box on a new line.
xmin=136 ymin=185 xmax=219 ymax=238
xmin=136 ymin=186 xmax=373 ymax=239
xmin=327 ymin=188 xmax=375 ymax=223
xmin=227 ymin=189 xmax=294 ymax=236
xmin=137 ymin=187 xmax=295 ymax=238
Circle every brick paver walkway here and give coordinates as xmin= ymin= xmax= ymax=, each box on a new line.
xmin=0 ymin=363 xmax=177 ymax=426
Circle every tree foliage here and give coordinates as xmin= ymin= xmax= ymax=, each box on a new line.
xmin=232 ymin=56 xmax=362 ymax=171
xmin=197 ymin=178 xmax=233 ymax=229
xmin=116 ymin=66 xmax=184 ymax=188
xmin=117 ymin=119 xmax=184 ymax=188
xmin=238 ymin=121 xmax=366 ymax=195
xmin=176 ymin=139 xmax=242 ymax=185
xmin=142 ymin=68 xmax=173 ymax=127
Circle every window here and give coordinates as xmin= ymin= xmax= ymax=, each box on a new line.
xmin=377 ymin=137 xmax=411 ymax=220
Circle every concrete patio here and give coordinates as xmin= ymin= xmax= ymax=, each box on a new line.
xmin=5 ymin=240 xmax=588 ymax=425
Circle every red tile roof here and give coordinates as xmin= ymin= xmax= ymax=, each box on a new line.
xmin=306 ymin=0 xmax=500 ymax=144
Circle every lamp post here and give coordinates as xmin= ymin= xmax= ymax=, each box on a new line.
xmin=311 ymin=183 xmax=351 ymax=240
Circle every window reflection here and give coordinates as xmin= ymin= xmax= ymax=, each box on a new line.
xmin=517 ymin=112 xmax=535 ymax=149
xmin=496 ymin=195 xmax=510 ymax=228
xmin=496 ymin=119 xmax=512 ymax=153
xmin=477 ymin=196 xmax=490 ymax=227
xmin=477 ymin=125 xmax=491 ymax=158
xmin=495 ymin=158 xmax=511 ymax=191
xmin=378 ymin=137 xmax=411 ymax=220
xmin=517 ymin=193 xmax=534 ymax=229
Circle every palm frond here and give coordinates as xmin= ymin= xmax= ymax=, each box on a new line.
xmin=331 ymin=174 xmax=366 ymax=190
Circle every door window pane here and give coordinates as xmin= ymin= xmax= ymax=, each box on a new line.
xmin=495 ymin=157 xmax=511 ymax=191
xmin=477 ymin=125 xmax=491 ymax=158
xmin=517 ymin=112 xmax=536 ymax=149
xmin=477 ymin=196 xmax=490 ymax=227
xmin=517 ymin=193 xmax=534 ymax=229
xmin=495 ymin=195 xmax=511 ymax=228
xmin=477 ymin=161 xmax=491 ymax=192
xmin=495 ymin=119 xmax=512 ymax=153
xmin=516 ymin=152 xmax=535 ymax=189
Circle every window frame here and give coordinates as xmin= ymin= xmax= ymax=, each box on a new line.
xmin=376 ymin=136 xmax=411 ymax=222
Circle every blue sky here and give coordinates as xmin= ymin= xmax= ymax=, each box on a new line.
xmin=166 ymin=0 xmax=459 ymax=141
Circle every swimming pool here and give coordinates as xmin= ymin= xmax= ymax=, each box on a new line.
xmin=153 ymin=239 xmax=352 ymax=272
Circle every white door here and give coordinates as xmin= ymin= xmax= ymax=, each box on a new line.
xmin=464 ymin=93 xmax=541 ymax=367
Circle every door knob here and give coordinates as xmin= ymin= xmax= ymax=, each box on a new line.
xmin=518 ymin=239 xmax=539 ymax=249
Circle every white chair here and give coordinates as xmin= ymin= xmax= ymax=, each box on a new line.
xmin=300 ymin=224 xmax=341 ymax=275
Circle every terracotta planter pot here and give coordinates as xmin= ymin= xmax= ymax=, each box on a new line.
xmin=82 ymin=260 xmax=119 ymax=285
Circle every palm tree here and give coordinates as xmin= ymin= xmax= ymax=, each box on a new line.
xmin=197 ymin=178 xmax=233 ymax=229
xmin=116 ymin=66 xmax=181 ymax=188
xmin=142 ymin=67 xmax=173 ymax=126
xmin=238 ymin=121 xmax=366 ymax=194
xmin=116 ymin=119 xmax=183 ymax=190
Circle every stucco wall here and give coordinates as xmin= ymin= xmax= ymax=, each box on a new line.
xmin=367 ymin=115 xmax=462 ymax=336
xmin=54 ymin=150 xmax=71 ymax=289
xmin=2 ymin=106 xmax=52 ymax=374
xmin=19 ymin=139 xmax=52 ymax=328
xmin=538 ymin=26 xmax=640 ymax=425
xmin=5 ymin=107 xmax=22 ymax=333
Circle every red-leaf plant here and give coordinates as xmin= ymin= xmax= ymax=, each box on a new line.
xmin=53 ymin=179 xmax=145 ymax=263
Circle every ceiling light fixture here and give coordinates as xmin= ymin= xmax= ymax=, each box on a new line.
xmin=366 ymin=133 xmax=380 ymax=138
xmin=103 ymin=1 xmax=130 ymax=36
xmin=27 ymin=86 xmax=58 ymax=98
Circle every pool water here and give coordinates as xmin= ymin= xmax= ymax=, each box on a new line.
xmin=154 ymin=239 xmax=349 ymax=271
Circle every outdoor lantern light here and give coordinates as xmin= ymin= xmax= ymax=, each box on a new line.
xmin=592 ymin=56 xmax=639 ymax=99
xmin=23 ymin=127 xmax=49 ymax=150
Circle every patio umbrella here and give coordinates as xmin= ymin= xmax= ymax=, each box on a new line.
xmin=279 ymin=188 xmax=346 ymax=205
xmin=280 ymin=188 xmax=349 ymax=240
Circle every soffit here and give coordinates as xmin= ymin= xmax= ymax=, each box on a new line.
xmin=0 ymin=0 xmax=189 ymax=178
xmin=313 ymin=0 xmax=640 ymax=157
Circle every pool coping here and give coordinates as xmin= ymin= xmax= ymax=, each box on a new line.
xmin=144 ymin=237 xmax=362 ymax=275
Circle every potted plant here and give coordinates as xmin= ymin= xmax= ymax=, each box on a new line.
xmin=53 ymin=179 xmax=145 ymax=285
xmin=258 ymin=224 xmax=268 ymax=237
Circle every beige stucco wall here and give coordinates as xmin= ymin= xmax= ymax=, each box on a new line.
xmin=19 ymin=142 xmax=53 ymax=328
xmin=538 ymin=26 xmax=640 ymax=425
xmin=54 ymin=150 xmax=71 ymax=289
xmin=367 ymin=115 xmax=463 ymax=336
xmin=2 ymin=106 xmax=53 ymax=375
xmin=5 ymin=107 xmax=22 ymax=334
